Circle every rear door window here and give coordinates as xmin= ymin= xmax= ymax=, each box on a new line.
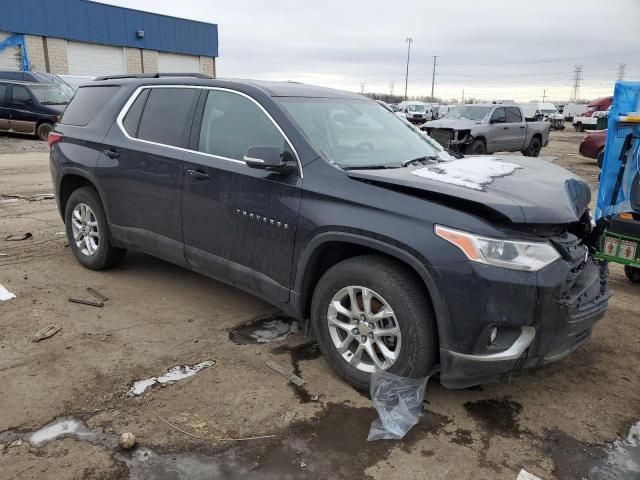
xmin=136 ymin=88 xmax=199 ymax=148
xmin=122 ymin=89 xmax=150 ymax=137
xmin=197 ymin=90 xmax=285 ymax=160
xmin=10 ymin=85 xmax=32 ymax=106
xmin=0 ymin=85 xmax=6 ymax=106
xmin=506 ymin=107 xmax=522 ymax=123
xmin=61 ymin=86 xmax=120 ymax=126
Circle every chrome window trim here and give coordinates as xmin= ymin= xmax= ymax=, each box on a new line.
xmin=115 ymin=85 xmax=303 ymax=178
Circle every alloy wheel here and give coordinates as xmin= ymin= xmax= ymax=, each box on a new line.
xmin=71 ymin=203 xmax=100 ymax=256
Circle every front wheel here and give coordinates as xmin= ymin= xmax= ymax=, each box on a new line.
xmin=37 ymin=122 xmax=53 ymax=141
xmin=465 ymin=139 xmax=486 ymax=155
xmin=311 ymin=255 xmax=437 ymax=392
xmin=523 ymin=137 xmax=542 ymax=157
xmin=575 ymin=122 xmax=584 ymax=132
xmin=625 ymin=266 xmax=640 ymax=283
xmin=65 ymin=187 xmax=126 ymax=270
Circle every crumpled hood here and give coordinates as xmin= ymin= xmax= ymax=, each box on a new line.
xmin=422 ymin=118 xmax=480 ymax=129
xmin=346 ymin=156 xmax=591 ymax=224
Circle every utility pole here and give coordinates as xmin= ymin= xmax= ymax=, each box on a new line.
xmin=462 ymin=89 xmax=464 ymax=104
xmin=542 ymin=89 xmax=546 ymax=102
xmin=404 ymin=37 xmax=413 ymax=101
xmin=570 ymin=65 xmax=583 ymax=102
xmin=360 ymin=83 xmax=365 ymax=95
xmin=430 ymin=55 xmax=437 ymax=101
xmin=617 ymin=63 xmax=627 ymax=81
xmin=389 ymin=81 xmax=394 ymax=96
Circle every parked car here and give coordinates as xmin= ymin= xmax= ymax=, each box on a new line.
xmin=520 ymin=102 xmax=558 ymax=121
xmin=574 ymin=109 xmax=609 ymax=132
xmin=559 ymin=102 xmax=588 ymax=122
xmin=398 ymin=101 xmax=429 ymax=124
xmin=49 ymin=76 xmax=608 ymax=391
xmin=579 ymin=129 xmax=607 ymax=168
xmin=421 ymin=104 xmax=551 ymax=156
xmin=0 ymin=80 xmax=72 ymax=140
xmin=432 ymin=105 xmax=454 ymax=119
xmin=0 ymin=70 xmax=75 ymax=95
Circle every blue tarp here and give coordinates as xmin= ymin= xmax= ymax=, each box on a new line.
xmin=0 ymin=34 xmax=30 ymax=71
xmin=595 ymin=81 xmax=640 ymax=220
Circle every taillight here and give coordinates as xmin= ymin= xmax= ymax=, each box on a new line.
xmin=48 ymin=132 xmax=63 ymax=148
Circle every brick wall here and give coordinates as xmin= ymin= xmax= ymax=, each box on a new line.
xmin=125 ymin=47 xmax=143 ymax=74
xmin=45 ymin=37 xmax=68 ymax=74
xmin=200 ymin=56 xmax=215 ymax=77
xmin=142 ymin=49 xmax=158 ymax=73
xmin=23 ymin=35 xmax=46 ymax=72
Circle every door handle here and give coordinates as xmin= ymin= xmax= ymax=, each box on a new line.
xmin=519 ymin=126 xmax=525 ymax=129
xmin=103 ymin=149 xmax=120 ymax=159
xmin=503 ymin=126 xmax=509 ymax=129
xmin=186 ymin=169 xmax=210 ymax=181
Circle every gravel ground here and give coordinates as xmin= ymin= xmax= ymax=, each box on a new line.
xmin=0 ymin=128 xmax=638 ymax=480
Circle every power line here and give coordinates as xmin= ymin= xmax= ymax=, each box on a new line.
xmin=570 ymin=65 xmax=583 ymax=102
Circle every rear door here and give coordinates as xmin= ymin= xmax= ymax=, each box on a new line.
xmin=504 ymin=107 xmax=527 ymax=150
xmin=181 ymin=88 xmax=302 ymax=303
xmin=97 ymin=86 xmax=200 ymax=265
xmin=7 ymin=84 xmax=36 ymax=134
xmin=0 ymin=83 xmax=9 ymax=130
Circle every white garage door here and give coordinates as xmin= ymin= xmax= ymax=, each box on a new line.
xmin=0 ymin=32 xmax=21 ymax=70
xmin=67 ymin=41 xmax=125 ymax=77
xmin=158 ymin=52 xmax=200 ymax=73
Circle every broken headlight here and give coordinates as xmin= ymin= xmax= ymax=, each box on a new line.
xmin=435 ymin=225 xmax=561 ymax=271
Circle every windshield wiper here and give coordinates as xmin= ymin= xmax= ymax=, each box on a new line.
xmin=400 ymin=156 xmax=440 ymax=167
xmin=342 ymin=164 xmax=400 ymax=171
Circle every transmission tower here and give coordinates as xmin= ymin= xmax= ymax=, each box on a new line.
xmin=617 ymin=63 xmax=627 ymax=81
xmin=360 ymin=83 xmax=365 ymax=95
xmin=570 ymin=65 xmax=583 ymax=102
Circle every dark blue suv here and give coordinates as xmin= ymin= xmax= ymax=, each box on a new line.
xmin=49 ymin=75 xmax=609 ymax=391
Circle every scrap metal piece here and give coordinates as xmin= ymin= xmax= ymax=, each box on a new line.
xmin=265 ymin=360 xmax=305 ymax=387
xmin=4 ymin=233 xmax=32 ymax=241
xmin=33 ymin=325 xmax=62 ymax=342
xmin=68 ymin=298 xmax=104 ymax=308
xmin=86 ymin=287 xmax=109 ymax=302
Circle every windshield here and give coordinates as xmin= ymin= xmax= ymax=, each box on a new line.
xmin=445 ymin=106 xmax=492 ymax=121
xmin=30 ymin=84 xmax=73 ymax=105
xmin=277 ymin=98 xmax=447 ymax=169
xmin=407 ymin=104 xmax=426 ymax=113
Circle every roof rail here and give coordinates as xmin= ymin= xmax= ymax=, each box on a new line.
xmin=94 ymin=72 xmax=212 ymax=81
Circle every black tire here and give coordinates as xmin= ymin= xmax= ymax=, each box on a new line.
xmin=596 ymin=149 xmax=605 ymax=169
xmin=37 ymin=122 xmax=53 ymax=141
xmin=575 ymin=122 xmax=584 ymax=132
xmin=523 ymin=137 xmax=542 ymax=157
xmin=625 ymin=266 xmax=640 ymax=283
xmin=65 ymin=187 xmax=126 ymax=270
xmin=465 ymin=139 xmax=486 ymax=155
xmin=311 ymin=255 xmax=437 ymax=393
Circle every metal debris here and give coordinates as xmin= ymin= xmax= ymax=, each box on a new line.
xmin=4 ymin=233 xmax=32 ymax=241
xmin=87 ymin=287 xmax=109 ymax=302
xmin=33 ymin=325 xmax=62 ymax=343
xmin=265 ymin=360 xmax=305 ymax=387
xmin=68 ymin=298 xmax=104 ymax=308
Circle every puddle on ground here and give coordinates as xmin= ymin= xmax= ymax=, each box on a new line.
xmin=0 ymin=403 xmax=450 ymax=479
xmin=129 ymin=360 xmax=215 ymax=396
xmin=590 ymin=421 xmax=640 ymax=480
xmin=271 ymin=342 xmax=322 ymax=403
xmin=464 ymin=397 xmax=523 ymax=436
xmin=229 ymin=315 xmax=299 ymax=345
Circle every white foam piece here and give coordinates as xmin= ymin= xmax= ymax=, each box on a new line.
xmin=129 ymin=360 xmax=215 ymax=396
xmin=0 ymin=283 xmax=16 ymax=301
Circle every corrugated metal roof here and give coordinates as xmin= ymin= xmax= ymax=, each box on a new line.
xmin=0 ymin=0 xmax=218 ymax=57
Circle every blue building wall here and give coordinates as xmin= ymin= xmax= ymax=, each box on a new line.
xmin=0 ymin=0 xmax=218 ymax=57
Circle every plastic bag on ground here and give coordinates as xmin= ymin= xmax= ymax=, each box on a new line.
xmin=367 ymin=369 xmax=429 ymax=441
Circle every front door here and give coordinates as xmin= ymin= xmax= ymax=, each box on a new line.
xmin=181 ymin=89 xmax=302 ymax=303
xmin=0 ymin=84 xmax=9 ymax=130
xmin=7 ymin=84 xmax=36 ymax=134
xmin=487 ymin=107 xmax=507 ymax=152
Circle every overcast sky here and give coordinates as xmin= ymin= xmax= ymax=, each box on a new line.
xmin=98 ymin=0 xmax=639 ymax=102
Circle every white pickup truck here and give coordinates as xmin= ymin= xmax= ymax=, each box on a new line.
xmin=573 ymin=110 xmax=609 ymax=132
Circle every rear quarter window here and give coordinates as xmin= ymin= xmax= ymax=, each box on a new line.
xmin=60 ymin=86 xmax=120 ymax=126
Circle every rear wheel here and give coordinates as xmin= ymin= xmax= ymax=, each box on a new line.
xmin=625 ymin=266 xmax=640 ymax=283
xmin=596 ymin=149 xmax=604 ymax=169
xmin=523 ymin=137 xmax=542 ymax=157
xmin=465 ymin=139 xmax=486 ymax=155
xmin=311 ymin=255 xmax=437 ymax=392
xmin=65 ymin=187 xmax=126 ymax=270
xmin=37 ymin=122 xmax=53 ymax=141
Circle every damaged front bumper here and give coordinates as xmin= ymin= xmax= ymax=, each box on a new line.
xmin=422 ymin=127 xmax=472 ymax=152
xmin=433 ymin=235 xmax=609 ymax=389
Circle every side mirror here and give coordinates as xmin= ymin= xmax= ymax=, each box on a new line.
xmin=244 ymin=146 xmax=296 ymax=175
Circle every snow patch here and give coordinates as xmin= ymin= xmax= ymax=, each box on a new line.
xmin=0 ymin=283 xmax=16 ymax=301
xmin=410 ymin=157 xmax=523 ymax=190
xmin=591 ymin=421 xmax=640 ymax=479
xmin=129 ymin=360 xmax=215 ymax=396
xmin=26 ymin=417 xmax=105 ymax=447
